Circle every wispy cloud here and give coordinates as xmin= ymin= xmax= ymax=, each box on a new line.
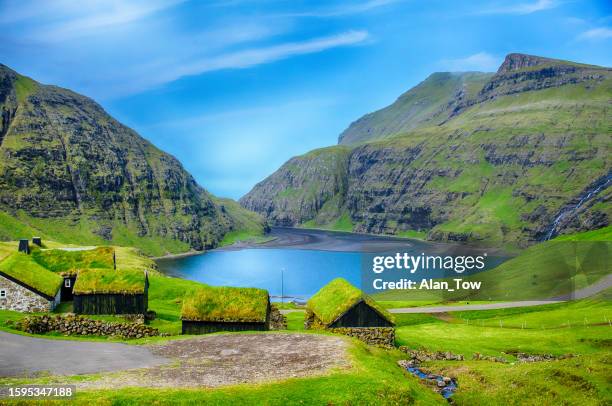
xmin=439 ymin=52 xmax=501 ymax=72
xmin=1 ymin=0 xmax=184 ymax=41
xmin=279 ymin=0 xmax=401 ymax=18
xmin=478 ymin=0 xmax=558 ymax=15
xmin=129 ymin=30 xmax=370 ymax=92
xmin=576 ymin=27 xmax=612 ymax=41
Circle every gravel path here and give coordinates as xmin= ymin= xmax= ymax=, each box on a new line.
xmin=79 ymin=333 xmax=349 ymax=389
xmin=0 ymin=332 xmax=349 ymax=389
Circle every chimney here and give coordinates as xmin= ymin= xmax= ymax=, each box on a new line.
xmin=32 ymin=237 xmax=42 ymax=247
xmin=18 ymin=239 xmax=30 ymax=254
xmin=113 ymin=250 xmax=117 ymax=270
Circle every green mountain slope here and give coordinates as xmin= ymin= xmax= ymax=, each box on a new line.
xmin=0 ymin=64 xmax=265 ymax=256
xmin=338 ymin=72 xmax=492 ymax=145
xmin=241 ymin=54 xmax=612 ymax=245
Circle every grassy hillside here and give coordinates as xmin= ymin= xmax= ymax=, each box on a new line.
xmin=0 ymin=65 xmax=266 ymax=257
xmin=374 ymin=227 xmax=611 ymax=303
xmin=339 ymin=72 xmax=492 ymax=145
xmin=242 ymin=54 xmax=611 ymax=245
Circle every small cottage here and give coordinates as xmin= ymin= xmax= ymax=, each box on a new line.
xmin=181 ymin=285 xmax=270 ymax=334
xmin=0 ymin=253 xmax=62 ymax=312
xmin=306 ymin=278 xmax=395 ymax=346
xmin=73 ymin=269 xmax=149 ymax=315
xmin=31 ymin=246 xmax=116 ymax=303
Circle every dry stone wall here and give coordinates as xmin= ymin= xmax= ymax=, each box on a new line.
xmin=19 ymin=314 xmax=161 ymax=339
xmin=329 ymin=327 xmax=395 ymax=347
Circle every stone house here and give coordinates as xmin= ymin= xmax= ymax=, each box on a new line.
xmin=305 ymin=278 xmax=395 ymax=346
xmin=0 ymin=266 xmax=62 ymax=313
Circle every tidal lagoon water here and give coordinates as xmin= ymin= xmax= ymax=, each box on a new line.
xmin=156 ymin=228 xmax=509 ymax=300
xmin=157 ymin=248 xmax=361 ymax=299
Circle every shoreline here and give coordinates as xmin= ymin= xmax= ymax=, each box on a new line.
xmin=151 ymin=250 xmax=205 ymax=260
xmin=152 ymin=227 xmax=513 ymax=258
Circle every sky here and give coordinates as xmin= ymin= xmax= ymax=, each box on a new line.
xmin=1 ymin=0 xmax=611 ymax=199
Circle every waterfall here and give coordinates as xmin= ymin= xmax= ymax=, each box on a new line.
xmin=544 ymin=172 xmax=612 ymax=241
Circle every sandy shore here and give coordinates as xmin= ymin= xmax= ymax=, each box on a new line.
xmin=151 ymin=250 xmax=205 ymax=260
xmin=217 ymin=227 xmax=505 ymax=255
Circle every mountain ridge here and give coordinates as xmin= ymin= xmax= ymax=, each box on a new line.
xmin=0 ymin=64 xmax=265 ymax=256
xmin=241 ymin=53 xmax=612 ymax=246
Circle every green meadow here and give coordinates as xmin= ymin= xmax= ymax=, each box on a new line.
xmin=0 ymin=227 xmax=609 ymax=405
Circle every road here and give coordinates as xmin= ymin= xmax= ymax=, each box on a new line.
xmin=280 ymin=275 xmax=612 ymax=315
xmin=0 ymin=331 xmax=168 ymax=377
xmin=388 ymin=274 xmax=612 ymax=313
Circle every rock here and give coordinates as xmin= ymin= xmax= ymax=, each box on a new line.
xmin=17 ymin=314 xmax=160 ymax=339
xmin=327 ymin=327 xmax=395 ymax=347
xmin=437 ymin=380 xmax=447 ymax=388
xmin=269 ymin=305 xmax=288 ymax=330
xmin=397 ymin=360 xmax=412 ymax=369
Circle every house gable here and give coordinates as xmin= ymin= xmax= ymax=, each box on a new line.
xmin=329 ymin=299 xmax=395 ymax=328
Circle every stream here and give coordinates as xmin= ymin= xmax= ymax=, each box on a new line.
xmin=402 ymin=365 xmax=458 ymax=400
xmin=544 ymin=171 xmax=612 ymax=240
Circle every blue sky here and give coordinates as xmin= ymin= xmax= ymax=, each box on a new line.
xmin=1 ymin=0 xmax=611 ymax=199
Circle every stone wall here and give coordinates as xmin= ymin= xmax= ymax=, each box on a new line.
xmin=269 ymin=305 xmax=287 ymax=330
xmin=0 ymin=275 xmax=55 ymax=312
xmin=304 ymin=311 xmax=395 ymax=347
xmin=19 ymin=314 xmax=161 ymax=339
xmin=328 ymin=327 xmax=395 ymax=347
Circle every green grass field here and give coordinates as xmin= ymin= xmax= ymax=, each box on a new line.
xmin=0 ymin=230 xmax=609 ymax=404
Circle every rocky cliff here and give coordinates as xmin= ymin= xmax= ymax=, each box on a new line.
xmin=0 ymin=64 xmax=264 ymax=255
xmin=241 ymin=54 xmax=611 ymax=245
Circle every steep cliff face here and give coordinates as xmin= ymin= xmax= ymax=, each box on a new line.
xmin=0 ymin=64 xmax=264 ymax=255
xmin=242 ymin=54 xmax=612 ymax=245
xmin=240 ymin=146 xmax=351 ymax=227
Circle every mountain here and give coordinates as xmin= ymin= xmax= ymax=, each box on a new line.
xmin=241 ymin=54 xmax=612 ymax=246
xmin=338 ymin=72 xmax=493 ymax=145
xmin=0 ymin=64 xmax=265 ymax=256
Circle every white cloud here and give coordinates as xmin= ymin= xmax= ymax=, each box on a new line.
xmin=576 ymin=27 xmax=612 ymax=41
xmin=280 ymin=0 xmax=401 ymax=18
xmin=439 ymin=52 xmax=502 ymax=72
xmin=2 ymin=0 xmax=185 ymax=41
xmin=127 ymin=30 xmax=370 ymax=92
xmin=478 ymin=0 xmax=557 ymax=15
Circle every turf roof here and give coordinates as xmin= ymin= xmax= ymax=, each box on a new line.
xmin=73 ymin=268 xmax=146 ymax=295
xmin=31 ymin=247 xmax=114 ymax=275
xmin=181 ymin=285 xmax=270 ymax=323
xmin=0 ymin=253 xmax=62 ymax=298
xmin=307 ymin=278 xmax=394 ymax=325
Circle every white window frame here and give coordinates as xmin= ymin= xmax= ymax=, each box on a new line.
xmin=0 ymin=289 xmax=6 ymax=299
xmin=64 ymin=279 xmax=71 ymax=288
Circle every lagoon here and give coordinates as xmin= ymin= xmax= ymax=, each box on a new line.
xmin=156 ymin=228 xmax=509 ymax=300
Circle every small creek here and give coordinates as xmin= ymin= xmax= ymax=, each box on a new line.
xmin=403 ymin=365 xmax=458 ymax=400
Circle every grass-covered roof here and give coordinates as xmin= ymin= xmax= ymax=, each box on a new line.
xmin=73 ymin=268 xmax=146 ymax=295
xmin=307 ymin=278 xmax=394 ymax=325
xmin=31 ymin=247 xmax=114 ymax=276
xmin=181 ymin=285 xmax=270 ymax=323
xmin=0 ymin=253 xmax=62 ymax=298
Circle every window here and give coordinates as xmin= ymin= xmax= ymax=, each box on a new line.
xmin=0 ymin=289 xmax=6 ymax=299
xmin=64 ymin=279 xmax=71 ymax=288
